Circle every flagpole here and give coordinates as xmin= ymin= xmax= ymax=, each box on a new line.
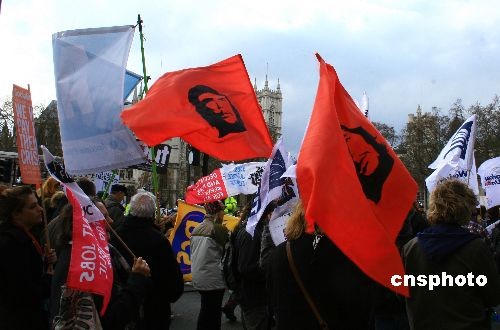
xmin=137 ymin=14 xmax=161 ymax=222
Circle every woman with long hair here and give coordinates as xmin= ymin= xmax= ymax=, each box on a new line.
xmin=268 ymin=201 xmax=376 ymax=329
xmin=0 ymin=185 xmax=57 ymax=329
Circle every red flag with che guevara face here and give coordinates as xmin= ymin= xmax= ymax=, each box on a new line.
xmin=121 ymin=54 xmax=273 ymax=161
xmin=296 ymin=54 xmax=417 ymax=296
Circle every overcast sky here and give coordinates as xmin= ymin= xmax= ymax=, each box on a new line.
xmin=1 ymin=0 xmax=500 ymax=155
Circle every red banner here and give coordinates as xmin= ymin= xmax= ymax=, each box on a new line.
xmin=121 ymin=54 xmax=273 ymax=161
xmin=66 ymin=188 xmax=113 ymax=315
xmin=42 ymin=146 xmax=113 ymax=314
xmin=12 ymin=85 xmax=41 ymax=184
xmin=186 ymin=168 xmax=228 ymax=204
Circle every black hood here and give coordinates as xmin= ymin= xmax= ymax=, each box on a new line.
xmin=417 ymin=224 xmax=479 ymax=262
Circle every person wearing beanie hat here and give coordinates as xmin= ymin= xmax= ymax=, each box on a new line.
xmin=190 ymin=200 xmax=229 ymax=330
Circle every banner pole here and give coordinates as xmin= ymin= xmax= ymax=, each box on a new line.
xmin=137 ymin=14 xmax=161 ymax=221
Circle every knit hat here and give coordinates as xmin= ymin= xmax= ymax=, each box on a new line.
xmin=204 ymin=200 xmax=224 ymax=215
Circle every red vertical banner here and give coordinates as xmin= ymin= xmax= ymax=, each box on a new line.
xmin=12 ymin=85 xmax=41 ymax=184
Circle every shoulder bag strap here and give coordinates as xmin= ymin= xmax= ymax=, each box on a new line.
xmin=286 ymin=241 xmax=329 ymax=330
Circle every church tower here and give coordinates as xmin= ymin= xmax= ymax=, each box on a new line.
xmin=254 ymin=76 xmax=282 ymax=142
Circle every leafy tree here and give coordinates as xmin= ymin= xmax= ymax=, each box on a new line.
xmin=468 ymin=96 xmax=500 ymax=166
xmin=398 ymin=107 xmax=448 ymax=192
xmin=373 ymin=121 xmax=397 ymax=147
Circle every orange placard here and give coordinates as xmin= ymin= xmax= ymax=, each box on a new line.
xmin=12 ymin=85 xmax=41 ymax=184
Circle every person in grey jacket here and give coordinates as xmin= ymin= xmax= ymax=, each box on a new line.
xmin=190 ymin=200 xmax=229 ymax=330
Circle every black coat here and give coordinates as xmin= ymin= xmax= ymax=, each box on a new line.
xmin=268 ymin=233 xmax=376 ymax=330
xmin=0 ymin=222 xmax=51 ymax=330
xmin=112 ymin=215 xmax=184 ymax=329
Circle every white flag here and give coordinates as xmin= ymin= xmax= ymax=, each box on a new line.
xmin=426 ymin=115 xmax=478 ymax=194
xmin=478 ymin=157 xmax=500 ymax=208
xmin=426 ymin=155 xmax=479 ymax=195
xmin=52 ymin=25 xmax=144 ymax=175
xmin=246 ymin=138 xmax=295 ymax=236
xmin=428 ymin=115 xmax=476 ymax=170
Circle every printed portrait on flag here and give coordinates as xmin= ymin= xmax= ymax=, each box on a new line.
xmin=341 ymin=125 xmax=394 ymax=203
xmin=188 ymin=85 xmax=246 ymax=138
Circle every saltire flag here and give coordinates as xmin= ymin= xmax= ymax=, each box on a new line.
xmin=296 ymin=54 xmax=417 ymax=296
xmin=246 ymin=138 xmax=295 ymax=236
xmin=124 ymin=70 xmax=143 ymax=100
xmin=42 ymin=146 xmax=113 ymax=314
xmin=121 ymin=54 xmax=273 ymax=161
xmin=168 ymin=200 xmax=239 ymax=281
xmin=478 ymin=157 xmax=500 ymax=208
xmin=185 ymin=162 xmax=265 ymax=204
xmin=52 ymin=25 xmax=144 ymax=175
xmin=426 ymin=115 xmax=477 ymax=193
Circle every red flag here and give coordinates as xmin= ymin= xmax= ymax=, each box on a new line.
xmin=185 ymin=168 xmax=228 ymax=204
xmin=121 ymin=54 xmax=273 ymax=161
xmin=42 ymin=147 xmax=113 ymax=314
xmin=296 ymin=54 xmax=417 ymax=296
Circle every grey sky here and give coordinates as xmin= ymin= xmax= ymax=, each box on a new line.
xmin=1 ymin=0 xmax=499 ymax=155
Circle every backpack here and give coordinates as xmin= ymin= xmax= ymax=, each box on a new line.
xmin=53 ymin=285 xmax=103 ymax=330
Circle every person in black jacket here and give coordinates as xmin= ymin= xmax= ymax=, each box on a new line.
xmin=112 ymin=190 xmax=184 ymax=329
xmin=0 ymin=186 xmax=57 ymax=330
xmin=268 ymin=201 xmax=376 ymax=330
xmin=105 ymin=184 xmax=127 ymax=228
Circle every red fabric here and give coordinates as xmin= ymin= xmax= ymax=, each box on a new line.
xmin=296 ymin=54 xmax=417 ymax=296
xmin=66 ymin=189 xmax=113 ymax=315
xmin=185 ymin=168 xmax=228 ymax=204
xmin=121 ymin=54 xmax=273 ymax=161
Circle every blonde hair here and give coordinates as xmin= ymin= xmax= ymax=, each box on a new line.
xmin=42 ymin=177 xmax=60 ymax=198
xmin=427 ymin=180 xmax=476 ymax=226
xmin=285 ymin=201 xmax=306 ymax=240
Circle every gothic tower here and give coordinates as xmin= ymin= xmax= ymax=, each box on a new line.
xmin=254 ymin=76 xmax=282 ymax=142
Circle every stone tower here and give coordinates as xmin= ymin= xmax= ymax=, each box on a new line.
xmin=254 ymin=76 xmax=282 ymax=142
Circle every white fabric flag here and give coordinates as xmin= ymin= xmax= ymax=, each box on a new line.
xmin=52 ymin=25 xmax=144 ymax=175
xmin=426 ymin=155 xmax=479 ymax=195
xmin=426 ymin=115 xmax=477 ymax=194
xmin=478 ymin=157 xmax=500 ymax=208
xmin=246 ymin=138 xmax=294 ymax=236
xmin=429 ymin=115 xmax=476 ymax=170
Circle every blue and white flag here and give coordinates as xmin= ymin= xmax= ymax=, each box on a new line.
xmin=426 ymin=115 xmax=477 ymax=193
xmin=52 ymin=25 xmax=144 ymax=175
xmin=429 ymin=115 xmax=476 ymax=170
xmin=246 ymin=138 xmax=295 ymax=236
xmin=478 ymin=157 xmax=500 ymax=208
xmin=124 ymin=70 xmax=143 ymax=100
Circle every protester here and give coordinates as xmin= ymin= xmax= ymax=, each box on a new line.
xmin=105 ymin=184 xmax=127 ymax=228
xmin=268 ymin=201 xmax=376 ymax=329
xmin=233 ymin=201 xmax=277 ymax=330
xmin=50 ymin=197 xmax=153 ymax=329
xmin=373 ymin=201 xmax=429 ymax=330
xmin=112 ymin=190 xmax=184 ymax=329
xmin=0 ymin=185 xmax=57 ymax=330
xmin=403 ymin=180 xmax=500 ymax=329
xmin=39 ymin=177 xmax=61 ymax=210
xmin=46 ymin=191 xmax=67 ymax=221
xmin=190 ymin=200 xmax=229 ymax=330
xmin=45 ymin=179 xmax=94 ymax=256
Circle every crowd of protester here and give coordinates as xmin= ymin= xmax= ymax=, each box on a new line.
xmin=1 ymin=178 xmax=500 ymax=330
